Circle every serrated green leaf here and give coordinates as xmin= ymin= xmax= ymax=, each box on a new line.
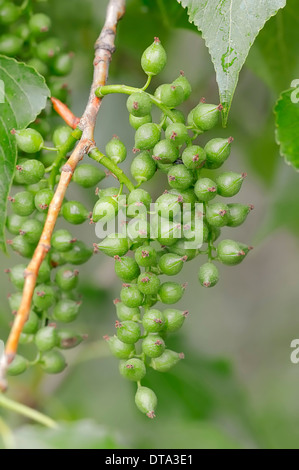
xmin=0 ymin=55 xmax=49 ymax=253
xmin=177 ymin=0 xmax=286 ymax=125
xmin=275 ymin=88 xmax=299 ymax=170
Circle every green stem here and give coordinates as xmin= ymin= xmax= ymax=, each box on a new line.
xmin=142 ymin=75 xmax=152 ymax=91
xmin=42 ymin=146 xmax=57 ymax=152
xmin=89 ymin=147 xmax=135 ymax=192
xmin=95 ymin=85 xmax=178 ymax=122
xmin=0 ymin=394 xmax=57 ymax=429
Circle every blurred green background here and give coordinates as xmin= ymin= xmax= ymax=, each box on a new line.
xmin=1 ymin=0 xmax=299 ymax=449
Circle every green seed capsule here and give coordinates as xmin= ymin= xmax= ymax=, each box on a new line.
xmin=7 ymin=355 xmax=28 ymax=376
xmin=205 ymin=202 xmax=229 ymax=227
xmin=172 ymin=71 xmax=192 ymax=100
xmin=35 ymin=326 xmax=58 ymax=352
xmin=216 ymin=172 xmax=246 ymax=197
xmin=35 ymin=189 xmax=54 ymax=212
xmin=134 ymin=123 xmax=161 ymax=150
xmin=11 ymin=191 xmax=35 ymax=217
xmin=129 ymin=114 xmax=152 ymax=130
xmin=115 ymin=301 xmax=140 ymax=322
xmin=29 ymin=13 xmax=51 ymax=36
xmin=194 ymin=177 xmax=217 ymax=202
xmin=73 ymin=164 xmax=106 ymax=188
xmin=135 ymin=386 xmax=157 ymax=418
xmin=39 ymin=350 xmax=66 ymax=374
xmin=119 ymin=358 xmax=146 ymax=382
xmin=137 ymin=272 xmax=160 ymax=295
xmin=142 ymin=334 xmax=165 ymax=358
xmin=152 ymin=139 xmax=179 ymax=164
xmin=0 ymin=3 xmax=20 ymax=24
xmin=6 ymin=214 xmax=27 ymax=235
xmin=182 ymin=145 xmax=206 ymax=170
xmin=96 ymin=233 xmax=130 ymax=257
xmin=227 ymin=203 xmax=253 ymax=227
xmin=27 ymin=57 xmax=49 ymax=77
xmin=53 ymin=299 xmax=80 ymax=323
xmin=160 ymin=84 xmax=184 ymax=108
xmin=131 ymin=151 xmax=156 ymax=184
xmin=155 ymin=192 xmax=181 ymax=220
xmin=96 ymin=187 xmax=119 ymax=199
xmin=204 ymin=137 xmax=233 ymax=169
xmin=163 ymin=308 xmax=187 ymax=333
xmin=62 ymin=201 xmax=89 ymax=224
xmin=13 ymin=128 xmax=44 ymax=154
xmin=37 ymin=260 xmax=51 ymax=283
xmin=19 ymin=333 xmax=34 ymax=345
xmin=52 ymin=229 xmax=74 ymax=252
xmin=92 ymin=196 xmax=118 ymax=223
xmin=52 ymin=125 xmax=72 ymax=147
xmin=135 ymin=245 xmax=157 ymax=267
xmin=26 ymin=179 xmax=48 ymax=195
xmin=57 ymin=329 xmax=83 ymax=349
xmin=16 ymin=159 xmax=45 ymax=185
xmin=198 ymin=262 xmax=219 ymax=287
xmin=127 ymin=92 xmax=152 ymax=117
xmin=105 ymin=335 xmax=135 ymax=359
xmin=62 ymin=241 xmax=93 ymax=265
xmin=55 ymin=267 xmax=79 ymax=291
xmin=14 ymin=22 xmax=30 ymax=41
xmin=142 ymin=309 xmax=165 ymax=333
xmin=19 ymin=218 xmax=43 ymax=244
xmin=169 ymin=239 xmax=198 ymax=261
xmin=149 ymin=349 xmax=184 ymax=372
xmin=11 ymin=235 xmax=35 ymax=258
xmin=52 ymin=53 xmax=73 ymax=76
xmin=7 ymin=264 xmax=26 ymax=290
xmin=23 ymin=311 xmax=39 ymax=335
xmin=114 ymin=256 xmax=140 ymax=282
xmin=158 ymin=253 xmax=185 ymax=276
xmin=165 ymin=122 xmax=189 ymax=146
xmin=33 ymin=284 xmax=56 ymax=310
xmin=105 ymin=136 xmax=127 ymax=164
xmin=193 ymin=103 xmax=220 ymax=131
xmin=158 ymin=282 xmax=184 ymax=304
xmin=217 ymin=239 xmax=249 ymax=266
xmin=36 ymin=37 xmax=62 ymax=63
xmin=0 ymin=34 xmax=23 ymax=55
xmin=127 ymin=189 xmax=152 ymax=212
xmin=141 ymin=37 xmax=167 ymax=76
xmin=168 ymin=165 xmax=194 ymax=190
xmin=120 ymin=284 xmax=144 ymax=308
xmin=154 ymin=218 xmax=181 ymax=247
xmin=162 ymin=109 xmax=186 ymax=130
xmin=116 ymin=320 xmax=141 ymax=344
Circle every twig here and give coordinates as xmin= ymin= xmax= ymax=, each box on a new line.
xmin=0 ymin=0 xmax=126 ymax=390
xmin=51 ymin=97 xmax=80 ymax=129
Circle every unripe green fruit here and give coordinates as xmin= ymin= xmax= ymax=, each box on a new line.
xmin=106 ymin=335 xmax=135 ymax=359
xmin=7 ymin=264 xmax=26 ymax=290
xmin=6 ymin=214 xmax=27 ymax=235
xmin=96 ymin=187 xmax=119 ymax=199
xmin=119 ymin=358 xmax=146 ymax=381
xmin=115 ymin=301 xmax=140 ymax=322
xmin=158 ymin=282 xmax=184 ymax=304
xmin=53 ymin=299 xmax=80 ymax=323
xmin=62 ymin=201 xmax=89 ymax=224
xmin=163 ymin=109 xmax=186 ymax=129
xmin=96 ymin=233 xmax=130 ymax=257
xmin=158 ymin=253 xmax=185 ymax=276
xmin=116 ymin=320 xmax=141 ymax=344
xmin=52 ymin=229 xmax=74 ymax=252
xmin=135 ymin=386 xmax=157 ymax=418
xmin=193 ymin=103 xmax=220 ymax=131
xmin=37 ymin=260 xmax=51 ymax=283
xmin=114 ymin=256 xmax=140 ymax=282
xmin=0 ymin=3 xmax=20 ymax=25
xmin=198 ymin=262 xmax=219 ymax=287
xmin=216 ymin=172 xmax=246 ymax=197
xmin=62 ymin=241 xmax=93 ymax=265
xmin=210 ymin=226 xmax=221 ymax=242
xmin=172 ymin=71 xmax=192 ymax=100
xmin=165 ymin=122 xmax=189 ymax=145
xmin=92 ymin=196 xmax=118 ymax=223
xmin=137 ymin=272 xmax=160 ymax=295
xmin=53 ymin=126 xmax=72 ymax=147
xmin=23 ymin=311 xmax=39 ymax=335
xmin=129 ymin=113 xmax=152 ymax=130
xmin=152 ymin=139 xmax=179 ymax=164
xmin=14 ymin=22 xmax=30 ymax=41
xmin=217 ymin=239 xmax=249 ymax=266
xmin=182 ymin=145 xmax=206 ymax=170
xmin=135 ymin=245 xmax=157 ymax=267
xmin=0 ymin=34 xmax=23 ymax=56
xmin=11 ymin=235 xmax=35 ymax=258
xmin=150 ymin=349 xmax=184 ymax=372
xmin=163 ymin=308 xmax=187 ymax=333
xmin=154 ymin=218 xmax=180 ymax=247
xmin=141 ymin=37 xmax=167 ymax=76
xmin=127 ymin=189 xmax=152 ymax=211
xmin=7 ymin=355 xmax=28 ymax=376
xmin=142 ymin=334 xmax=165 ymax=358
xmin=204 ymin=137 xmax=233 ymax=169
xmin=143 ymin=309 xmax=165 ymax=333
xmin=205 ymin=202 xmax=229 ymax=227
xmin=126 ymin=92 xmax=152 ymax=117
xmin=160 ymin=84 xmax=184 ymax=108
xmin=26 ymin=179 xmax=48 ymax=195
xmin=8 ymin=292 xmax=22 ymax=312
xmin=48 ymin=78 xmax=69 ymax=102
xmin=16 ymin=159 xmax=45 ymax=185
xmin=50 ymin=250 xmax=67 ymax=267
xmin=227 ymin=203 xmax=253 ymax=227
xmin=29 ymin=13 xmax=51 ymax=36
xmin=131 ymin=151 xmax=156 ymax=184
xmin=57 ymin=329 xmax=83 ymax=349
xmin=11 ymin=191 xmax=35 ymax=217
xmin=52 ymin=53 xmax=73 ymax=76
xmin=39 ymin=350 xmax=66 ymax=374
xmin=36 ymin=37 xmax=62 ymax=63
xmin=156 ymin=192 xmax=181 ymax=220
xmin=134 ymin=123 xmax=161 ymax=150
xmin=13 ymin=128 xmax=44 ymax=154
xmin=169 ymin=239 xmax=198 ymax=261
xmin=33 ymin=284 xmax=56 ymax=310
xmin=19 ymin=333 xmax=34 ymax=345
xmin=120 ymin=284 xmax=144 ymax=308
xmin=187 ymin=108 xmax=196 ymax=127
xmin=19 ymin=218 xmax=43 ymax=244
xmin=35 ymin=326 xmax=58 ymax=352
xmin=34 ymin=188 xmax=54 ymax=212
xmin=167 ymin=165 xmax=194 ymax=190
xmin=194 ymin=177 xmax=217 ymax=202
xmin=27 ymin=58 xmax=49 ymax=77
xmin=55 ymin=267 xmax=79 ymax=291
xmin=105 ymin=136 xmax=127 ymax=164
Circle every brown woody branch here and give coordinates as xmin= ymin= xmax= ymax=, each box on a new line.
xmin=0 ymin=0 xmax=126 ymax=390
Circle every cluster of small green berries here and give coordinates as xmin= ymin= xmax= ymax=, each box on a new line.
xmin=94 ymin=38 xmax=253 ymax=418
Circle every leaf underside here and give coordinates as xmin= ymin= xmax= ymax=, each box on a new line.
xmin=275 ymin=88 xmax=299 ymax=171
